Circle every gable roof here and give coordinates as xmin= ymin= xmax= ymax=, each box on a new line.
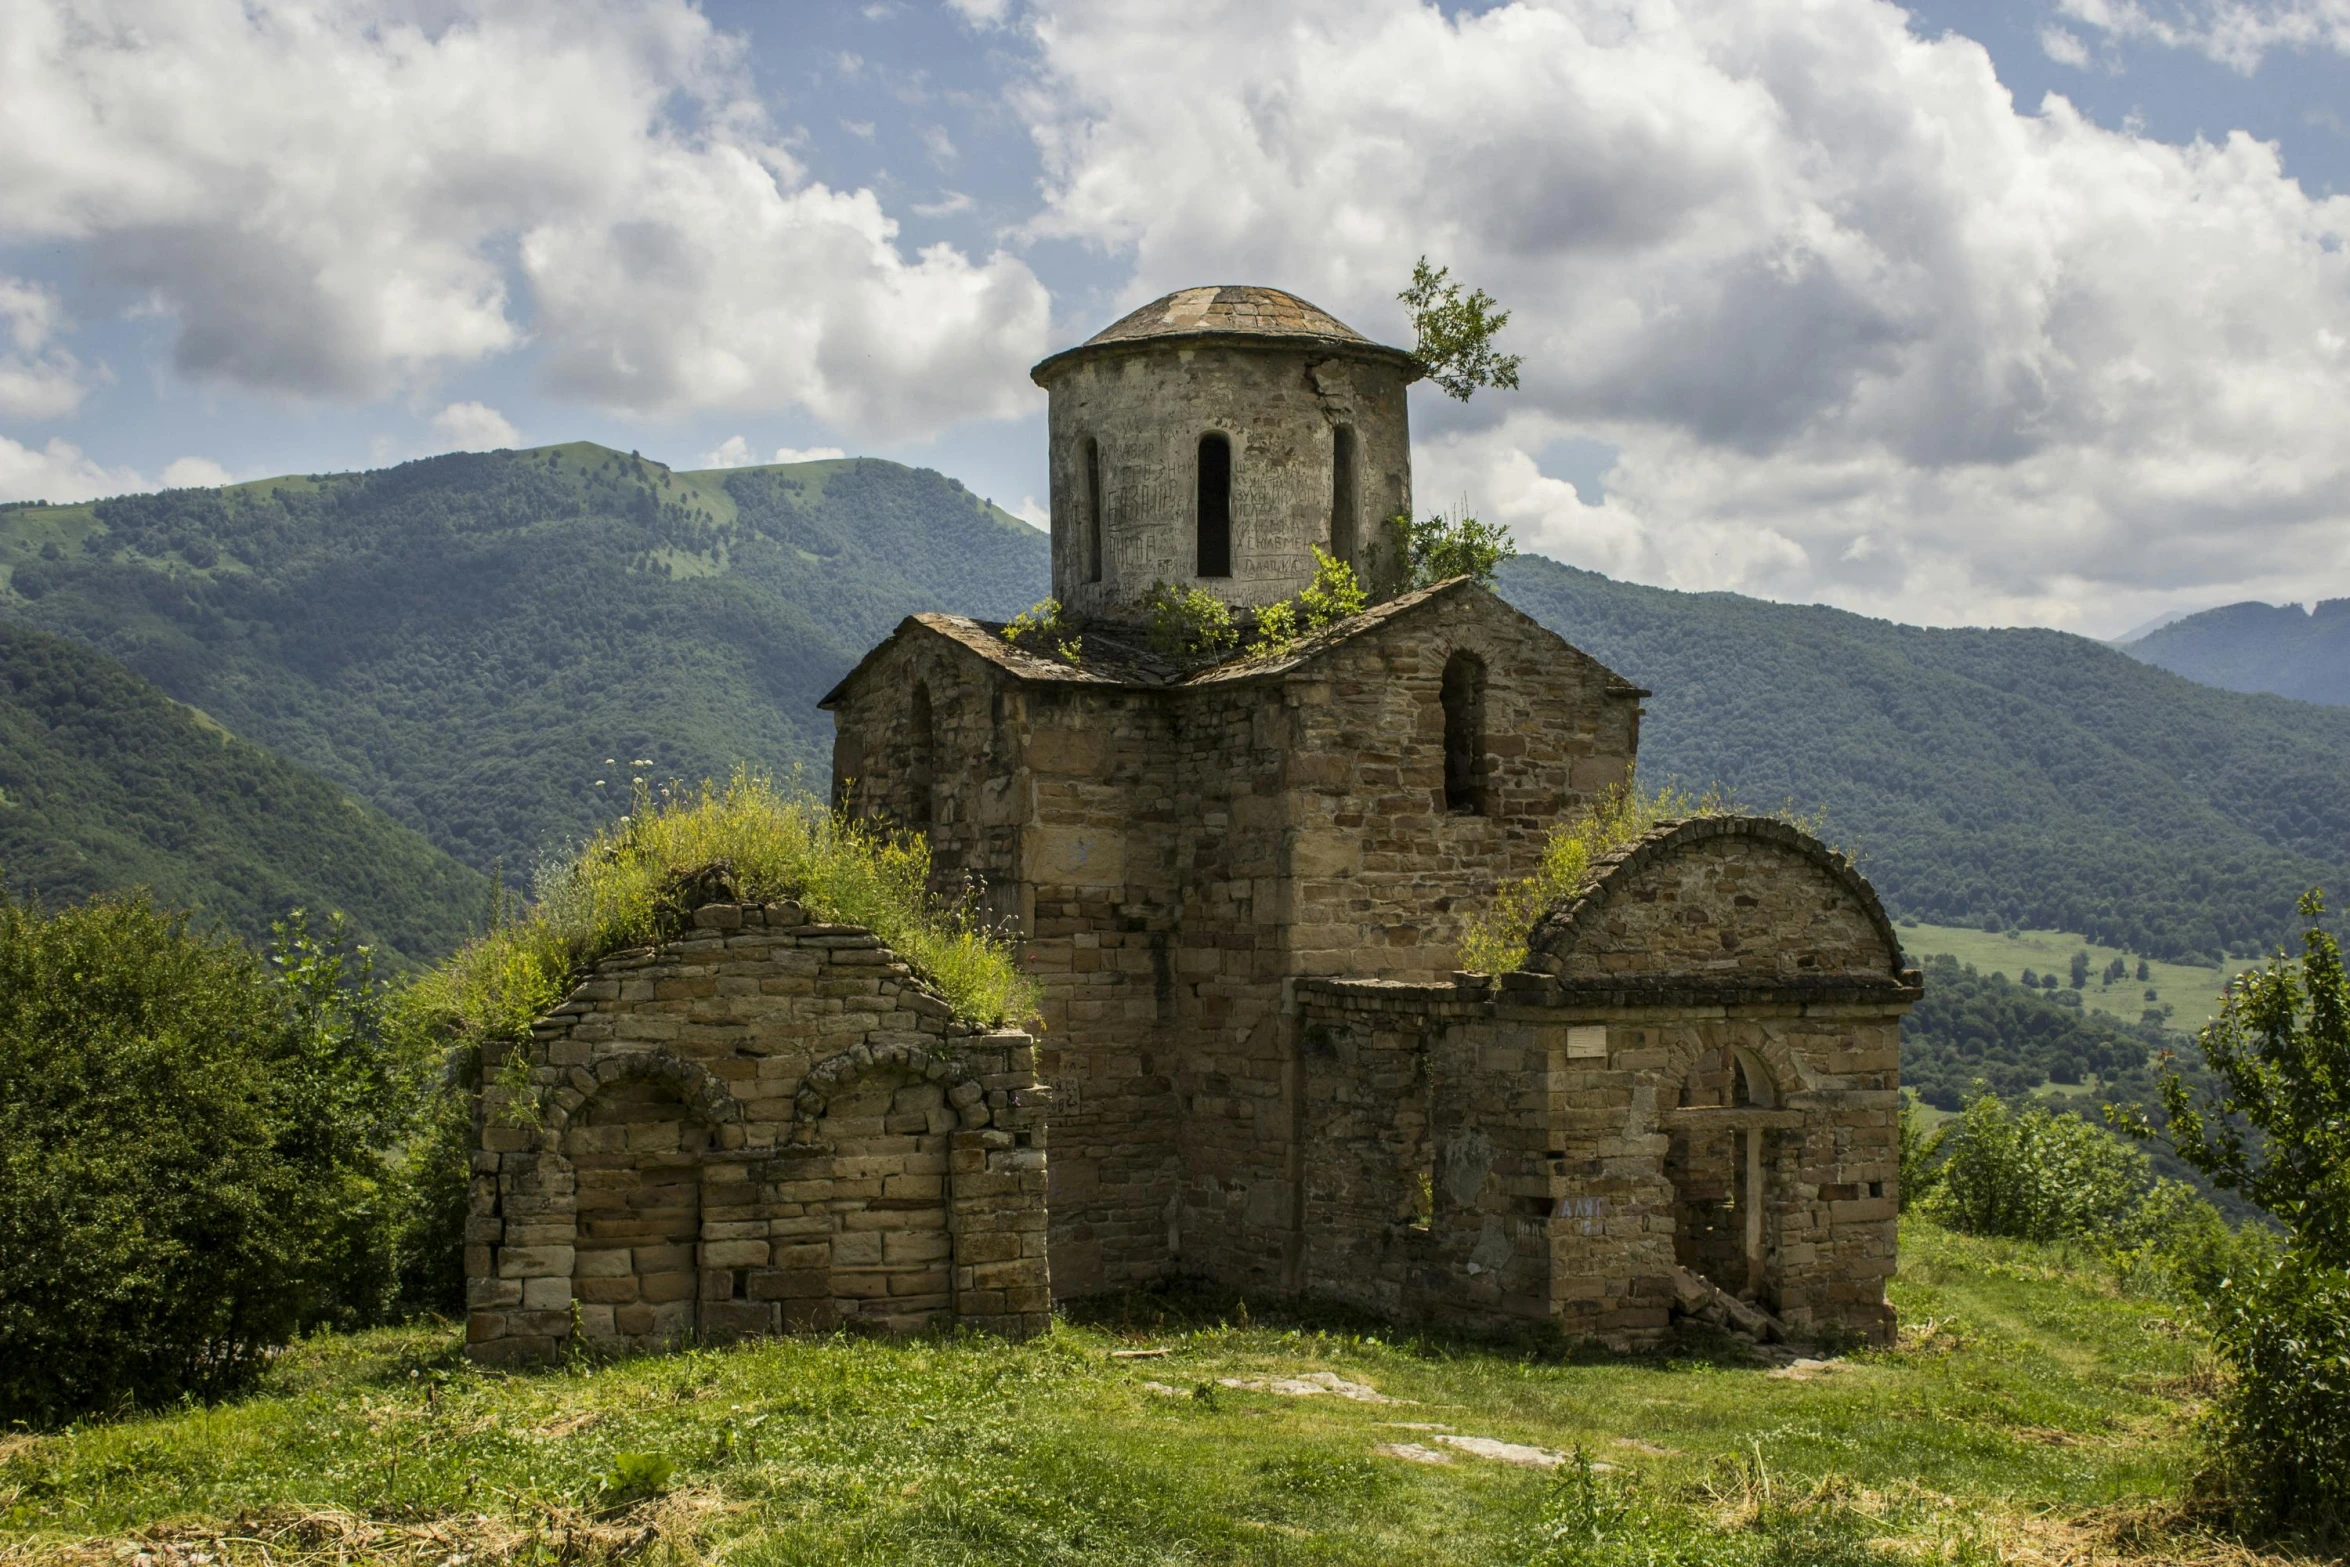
xmin=819 ymin=579 xmax=1648 ymax=708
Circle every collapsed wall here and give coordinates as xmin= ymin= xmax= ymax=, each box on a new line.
xmin=465 ymin=900 xmax=1052 ymax=1363
xmin=1293 ymin=817 xmax=1915 ymax=1347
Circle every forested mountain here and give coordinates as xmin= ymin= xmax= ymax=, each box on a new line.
xmin=8 ymin=448 xmax=2348 ymax=967
xmin=1497 ymin=556 xmax=2350 ymax=962
xmin=0 ymin=445 xmax=1049 ymax=875
xmin=0 ymin=623 xmax=484 ymax=965
xmin=2121 ymin=597 xmax=2350 ymax=707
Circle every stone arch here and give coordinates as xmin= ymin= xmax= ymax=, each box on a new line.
xmin=785 ymin=1042 xmax=994 ymax=1333
xmin=542 ymin=1047 xmax=745 ymax=1134
xmin=1197 ymin=431 xmax=1233 ymax=578
xmin=1526 ymin=816 xmax=1906 ymax=984
xmin=1655 ymin=1028 xmax=1810 ymax=1308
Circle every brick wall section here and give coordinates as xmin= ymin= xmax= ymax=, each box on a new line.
xmin=465 ymin=901 xmax=1050 ymax=1364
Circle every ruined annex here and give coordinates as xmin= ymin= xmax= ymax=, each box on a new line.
xmin=467 ymin=285 xmax=1918 ymax=1363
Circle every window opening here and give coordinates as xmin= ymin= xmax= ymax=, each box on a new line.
xmin=1330 ymin=425 xmax=1357 ymax=566
xmin=1083 ymin=436 xmax=1104 ymax=584
xmin=1441 ymin=651 xmax=1486 ymax=815
xmin=908 ymin=682 xmax=936 ymax=829
xmin=1196 ymin=433 xmax=1232 ymax=578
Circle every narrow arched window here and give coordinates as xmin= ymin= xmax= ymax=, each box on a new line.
xmin=1441 ymin=652 xmax=1486 ymax=816
xmin=908 ymin=682 xmax=936 ymax=829
xmin=1330 ymin=425 xmax=1357 ymax=567
xmin=1196 ymin=433 xmax=1232 ymax=578
xmin=1083 ymin=436 xmax=1104 ymax=584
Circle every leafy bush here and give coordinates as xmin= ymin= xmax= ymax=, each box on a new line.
xmin=1247 ymin=549 xmax=1368 ymax=657
xmin=407 ymin=771 xmax=1036 ymax=1064
xmin=1000 ymin=597 xmax=1081 ymax=663
xmin=1927 ymin=1093 xmax=2151 ymax=1243
xmin=2121 ymin=890 xmax=2350 ymax=1541
xmin=1400 ymin=256 xmax=1522 ymax=402
xmin=1396 ymin=505 xmax=1518 ymax=590
xmin=2203 ymin=1253 xmax=2350 ymax=1543
xmin=0 ymin=894 xmax=413 ymax=1423
xmin=1140 ymin=580 xmax=1237 ymax=657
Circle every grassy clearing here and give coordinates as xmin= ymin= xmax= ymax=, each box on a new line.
xmin=0 ymin=1222 xmax=2309 ymax=1565
xmin=1899 ymin=923 xmax=2252 ymax=1031
xmin=408 ymin=772 xmax=1035 ymax=1063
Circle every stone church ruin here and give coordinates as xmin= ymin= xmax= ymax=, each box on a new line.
xmin=467 ymin=285 xmax=1916 ymax=1362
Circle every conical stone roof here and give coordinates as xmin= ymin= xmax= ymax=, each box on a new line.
xmin=1031 ymin=284 xmax=1418 ymax=381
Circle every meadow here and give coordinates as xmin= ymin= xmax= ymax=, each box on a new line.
xmin=1899 ymin=923 xmax=2252 ymax=1030
xmin=0 ymin=1223 xmax=2304 ymax=1567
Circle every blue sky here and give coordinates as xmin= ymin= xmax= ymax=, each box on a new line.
xmin=4 ymin=0 xmax=2347 ymax=633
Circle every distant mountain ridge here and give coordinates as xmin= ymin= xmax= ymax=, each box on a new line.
xmin=1496 ymin=556 xmax=2350 ymax=963
xmin=0 ymin=622 xmax=485 ymax=965
xmin=2120 ymin=597 xmax=2350 ymax=707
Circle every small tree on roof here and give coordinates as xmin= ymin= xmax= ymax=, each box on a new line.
xmin=1401 ymin=257 xmax=1523 ymax=402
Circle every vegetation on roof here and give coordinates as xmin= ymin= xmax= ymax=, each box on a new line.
xmin=406 ymin=771 xmax=1037 ymax=1067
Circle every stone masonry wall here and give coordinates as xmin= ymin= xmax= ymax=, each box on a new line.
xmin=467 ymin=901 xmax=1051 ymax=1363
xmin=1294 ymin=979 xmax=1906 ymax=1346
xmin=1042 ymin=344 xmax=1415 ymax=613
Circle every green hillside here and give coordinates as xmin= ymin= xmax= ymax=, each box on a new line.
xmin=2123 ymin=596 xmax=2350 ymax=706
xmin=0 ymin=623 xmax=485 ymax=965
xmin=1497 ymin=555 xmax=2350 ymax=961
xmin=0 ymin=445 xmax=1050 ymax=875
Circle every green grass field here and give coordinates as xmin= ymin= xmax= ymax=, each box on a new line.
xmin=1898 ymin=922 xmax=2253 ymax=1030
xmin=0 ymin=1222 xmax=2298 ymax=1566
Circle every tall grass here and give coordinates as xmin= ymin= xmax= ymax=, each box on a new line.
xmin=404 ymin=771 xmax=1036 ymax=1057
xmin=1458 ymin=781 xmax=1724 ymax=974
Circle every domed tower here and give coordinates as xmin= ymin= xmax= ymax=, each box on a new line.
xmin=1030 ymin=285 xmax=1421 ymax=616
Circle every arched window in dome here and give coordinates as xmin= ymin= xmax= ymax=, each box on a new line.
xmin=1441 ymin=651 xmax=1486 ymax=816
xmin=1330 ymin=425 xmax=1358 ymax=567
xmin=1082 ymin=437 xmax=1104 ymax=584
xmin=1197 ymin=433 xmax=1232 ymax=578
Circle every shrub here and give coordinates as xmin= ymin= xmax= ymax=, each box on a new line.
xmin=1247 ymin=549 xmax=1368 ymax=657
xmin=2203 ymin=1254 xmax=2350 ymax=1542
xmin=1896 ymin=1095 xmax=1947 ymax=1213
xmin=1141 ymin=580 xmax=1237 ymax=657
xmin=1001 ymin=597 xmax=1081 ymax=663
xmin=0 ymin=895 xmax=411 ymax=1423
xmin=1927 ymin=1092 xmax=2150 ymax=1243
xmin=2118 ymin=890 xmax=2350 ymax=1541
xmin=1395 ymin=505 xmax=1518 ymax=591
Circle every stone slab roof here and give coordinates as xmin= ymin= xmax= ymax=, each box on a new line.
xmin=819 ymin=579 xmax=1650 ymax=707
xmin=1031 ymin=284 xmax=1420 ymax=382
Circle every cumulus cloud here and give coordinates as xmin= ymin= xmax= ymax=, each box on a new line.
xmin=1007 ymin=0 xmax=2350 ymax=630
xmin=697 ymin=436 xmax=848 ymax=468
xmin=0 ymin=277 xmax=98 ymax=421
xmin=0 ymin=434 xmax=223 ymax=503
xmin=430 ymin=400 xmax=520 ymax=452
xmin=0 ymin=0 xmax=1049 ymax=436
xmin=2057 ymin=0 xmax=2350 ymax=72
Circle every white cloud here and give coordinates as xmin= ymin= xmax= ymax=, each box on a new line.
xmin=159 ymin=455 xmax=232 ymax=488
xmin=2057 ymin=0 xmax=2350 ymax=72
xmin=0 ymin=434 xmax=216 ymax=501
xmin=0 ymin=277 xmax=98 ymax=420
xmin=1013 ymin=494 xmax=1049 ymax=529
xmin=430 ymin=400 xmax=520 ymax=451
xmin=0 ymin=0 xmax=1048 ymax=436
xmin=698 ymin=437 xmax=847 ymax=469
xmin=1007 ymin=0 xmax=2350 ymax=631
xmin=2040 ymin=25 xmax=2094 ymax=66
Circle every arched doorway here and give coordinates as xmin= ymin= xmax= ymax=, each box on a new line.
xmin=1664 ymin=1045 xmax=1783 ymax=1301
xmin=566 ymin=1075 xmax=713 ymax=1350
